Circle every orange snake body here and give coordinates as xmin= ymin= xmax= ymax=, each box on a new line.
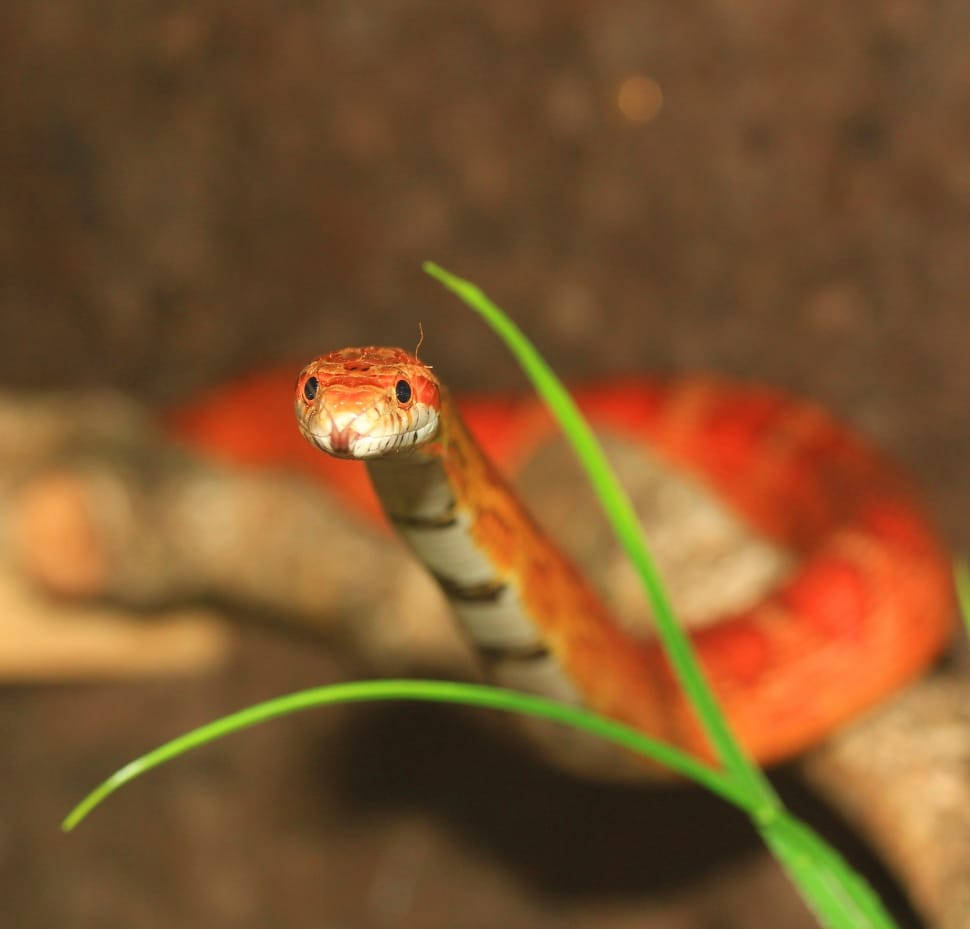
xmin=168 ymin=350 xmax=953 ymax=767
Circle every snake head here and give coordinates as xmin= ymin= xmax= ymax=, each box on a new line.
xmin=295 ymin=347 xmax=441 ymax=459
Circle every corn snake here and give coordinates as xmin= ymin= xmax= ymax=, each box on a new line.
xmin=170 ymin=347 xmax=953 ymax=768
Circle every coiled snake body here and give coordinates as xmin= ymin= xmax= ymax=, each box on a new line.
xmin=284 ymin=346 xmax=952 ymax=767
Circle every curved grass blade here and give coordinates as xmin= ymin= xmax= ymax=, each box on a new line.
xmin=422 ymin=261 xmax=901 ymax=929
xmin=422 ymin=260 xmax=776 ymax=810
xmin=760 ymin=813 xmax=896 ymax=929
xmin=63 ymin=676 xmax=898 ymax=928
xmin=63 ymin=678 xmax=746 ymax=831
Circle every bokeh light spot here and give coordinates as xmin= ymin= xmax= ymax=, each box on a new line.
xmin=617 ymin=75 xmax=663 ymax=124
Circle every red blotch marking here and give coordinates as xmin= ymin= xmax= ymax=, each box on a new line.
xmin=456 ymin=393 xmax=540 ymax=466
xmin=694 ymin=620 xmax=771 ymax=685
xmin=861 ymin=500 xmax=931 ymax=555
xmin=166 ymin=366 xmax=308 ymax=465
xmin=784 ymin=555 xmax=868 ymax=640
xmin=696 ymin=392 xmax=785 ymax=474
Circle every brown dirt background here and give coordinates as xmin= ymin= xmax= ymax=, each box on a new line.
xmin=1 ymin=2 xmax=967 ymax=927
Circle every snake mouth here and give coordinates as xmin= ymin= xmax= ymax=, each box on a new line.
xmin=304 ymin=406 xmax=439 ymax=460
xmin=307 ymin=429 xmax=357 ymax=459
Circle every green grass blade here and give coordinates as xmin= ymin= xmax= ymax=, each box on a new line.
xmin=62 ymin=681 xmax=900 ymax=929
xmin=422 ymin=260 xmax=777 ymax=810
xmin=421 ymin=262 xmax=906 ymax=928
xmin=760 ymin=813 xmax=897 ymax=929
xmin=63 ymin=678 xmax=746 ymax=831
xmin=955 ymin=559 xmax=970 ymax=640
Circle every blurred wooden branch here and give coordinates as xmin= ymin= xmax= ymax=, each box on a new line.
xmin=0 ymin=390 xmax=471 ymax=679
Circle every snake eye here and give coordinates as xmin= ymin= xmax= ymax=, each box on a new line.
xmin=303 ymin=376 xmax=318 ymax=401
xmin=395 ymin=379 xmax=412 ymax=404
